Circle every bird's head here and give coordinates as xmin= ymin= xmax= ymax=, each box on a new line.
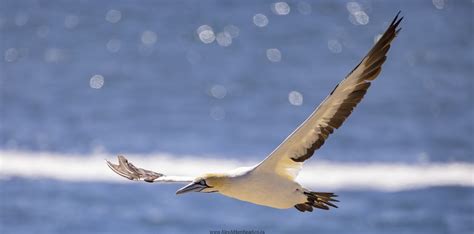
xmin=176 ymin=173 xmax=227 ymax=195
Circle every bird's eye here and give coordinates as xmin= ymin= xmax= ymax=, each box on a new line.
xmin=199 ymin=180 xmax=206 ymax=186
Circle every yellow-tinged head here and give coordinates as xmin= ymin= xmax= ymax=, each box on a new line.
xmin=176 ymin=173 xmax=229 ymax=195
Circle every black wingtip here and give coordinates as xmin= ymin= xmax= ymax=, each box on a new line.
xmin=394 ymin=17 xmax=403 ymax=28
xmin=392 ymin=12 xmax=403 ymax=27
xmin=391 ymin=11 xmax=400 ymax=25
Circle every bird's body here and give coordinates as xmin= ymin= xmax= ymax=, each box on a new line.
xmin=216 ymin=167 xmax=305 ymax=209
xmin=106 ymin=12 xmax=403 ymax=213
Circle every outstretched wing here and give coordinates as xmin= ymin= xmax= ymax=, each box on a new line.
xmin=255 ymin=12 xmax=403 ymax=180
xmin=106 ymin=155 xmax=193 ymax=183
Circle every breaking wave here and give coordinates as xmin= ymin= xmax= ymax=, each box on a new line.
xmin=0 ymin=150 xmax=472 ymax=191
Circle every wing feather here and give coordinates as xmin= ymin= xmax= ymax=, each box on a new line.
xmin=106 ymin=155 xmax=193 ymax=183
xmin=255 ymin=12 xmax=403 ymax=180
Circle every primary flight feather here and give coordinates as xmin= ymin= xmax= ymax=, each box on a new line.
xmin=107 ymin=12 xmax=403 ymax=212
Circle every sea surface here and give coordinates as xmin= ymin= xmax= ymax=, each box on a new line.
xmin=0 ymin=0 xmax=473 ymax=233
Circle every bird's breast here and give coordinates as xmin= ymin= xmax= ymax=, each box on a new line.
xmin=219 ymin=172 xmax=306 ymax=209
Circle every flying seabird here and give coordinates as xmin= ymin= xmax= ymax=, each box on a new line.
xmin=107 ymin=13 xmax=403 ymax=212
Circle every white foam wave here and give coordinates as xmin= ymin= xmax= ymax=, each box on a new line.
xmin=0 ymin=151 xmax=472 ymax=191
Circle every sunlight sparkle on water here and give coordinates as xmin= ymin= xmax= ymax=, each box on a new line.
xmin=253 ymin=14 xmax=269 ymax=27
xmin=141 ymin=30 xmax=157 ymax=45
xmin=289 ymin=91 xmax=303 ymax=106
xmin=4 ymin=48 xmax=18 ymax=62
xmin=346 ymin=2 xmax=362 ymax=13
xmin=44 ymin=48 xmax=64 ymax=63
xmin=197 ymin=25 xmax=215 ymax=44
xmin=223 ymin=25 xmax=240 ymax=38
xmin=216 ymin=32 xmax=232 ymax=47
xmin=210 ymin=85 xmax=227 ymax=99
xmin=106 ymin=39 xmax=121 ymax=53
xmin=432 ymin=0 xmax=445 ymax=9
xmin=352 ymin=11 xmax=369 ymax=25
xmin=89 ymin=75 xmax=105 ymax=89
xmin=266 ymin=48 xmax=282 ymax=62
xmin=271 ymin=2 xmax=291 ymax=15
xmin=346 ymin=2 xmax=369 ymax=25
xmin=106 ymin=9 xmax=122 ymax=23
xmin=297 ymin=2 xmax=312 ymax=15
xmin=328 ymin=39 xmax=342 ymax=53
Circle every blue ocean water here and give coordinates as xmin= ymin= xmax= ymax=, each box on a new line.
xmin=1 ymin=179 xmax=473 ymax=234
xmin=1 ymin=0 xmax=472 ymax=162
xmin=0 ymin=0 xmax=473 ymax=233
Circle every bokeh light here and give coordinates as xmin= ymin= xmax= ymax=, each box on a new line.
xmin=105 ymin=9 xmax=122 ymax=23
xmin=297 ymin=2 xmax=312 ymax=15
xmin=223 ymin=24 xmax=240 ymax=38
xmin=197 ymin=25 xmax=215 ymax=44
xmin=253 ymin=13 xmax=269 ymax=27
xmin=106 ymin=39 xmax=121 ymax=53
xmin=271 ymin=2 xmax=291 ymax=15
xmin=89 ymin=75 xmax=105 ymax=89
xmin=44 ymin=48 xmax=64 ymax=63
xmin=328 ymin=39 xmax=342 ymax=53
xmin=266 ymin=48 xmax=282 ymax=62
xmin=346 ymin=2 xmax=369 ymax=25
xmin=4 ymin=48 xmax=18 ymax=62
xmin=210 ymin=85 xmax=227 ymax=99
xmin=288 ymin=91 xmax=303 ymax=106
xmin=346 ymin=2 xmax=362 ymax=14
xmin=141 ymin=30 xmax=157 ymax=45
xmin=432 ymin=0 xmax=445 ymax=9
xmin=351 ymin=11 xmax=369 ymax=25
xmin=216 ymin=32 xmax=232 ymax=47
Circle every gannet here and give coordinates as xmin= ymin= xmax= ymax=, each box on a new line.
xmin=107 ymin=13 xmax=402 ymax=212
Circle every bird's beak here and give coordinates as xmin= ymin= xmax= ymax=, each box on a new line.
xmin=176 ymin=182 xmax=206 ymax=195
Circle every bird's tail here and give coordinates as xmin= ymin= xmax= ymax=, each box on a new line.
xmin=294 ymin=191 xmax=339 ymax=212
